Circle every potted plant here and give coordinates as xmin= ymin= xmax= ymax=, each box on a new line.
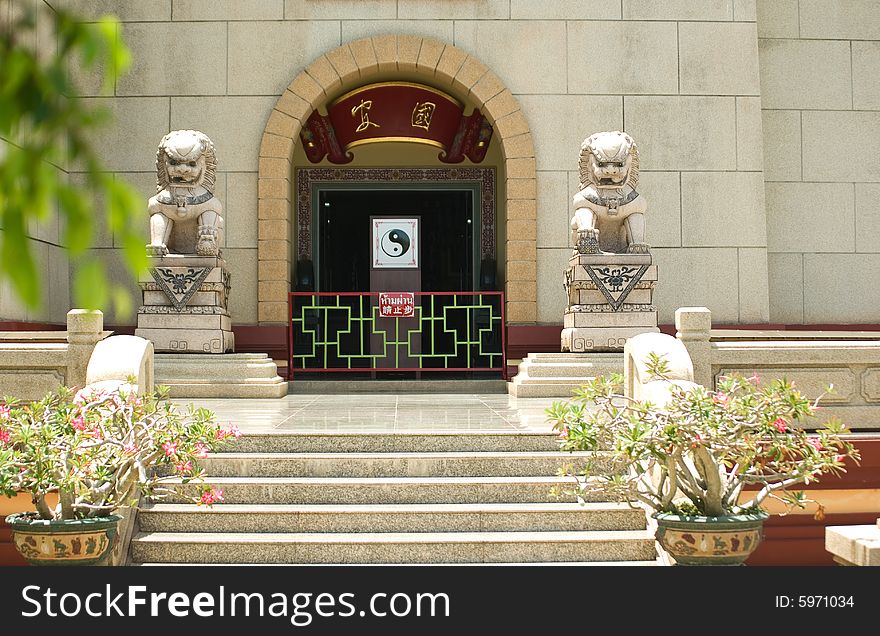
xmin=546 ymin=357 xmax=861 ymax=566
xmin=0 ymin=384 xmax=239 ymax=565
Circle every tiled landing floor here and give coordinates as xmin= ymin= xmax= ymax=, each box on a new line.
xmin=182 ymin=394 xmax=560 ymax=433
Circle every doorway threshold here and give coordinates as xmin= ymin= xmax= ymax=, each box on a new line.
xmin=289 ymin=379 xmax=508 ymax=394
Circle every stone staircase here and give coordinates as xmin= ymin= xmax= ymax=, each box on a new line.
xmin=507 ymin=352 xmax=623 ymax=397
xmin=129 ymin=431 xmax=658 ymax=565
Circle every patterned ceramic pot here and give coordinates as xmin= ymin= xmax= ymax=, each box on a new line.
xmin=5 ymin=513 xmax=121 ymax=566
xmin=653 ymin=511 xmax=769 ymax=566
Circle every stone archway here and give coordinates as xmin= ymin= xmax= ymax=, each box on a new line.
xmin=256 ymin=35 xmax=537 ymax=326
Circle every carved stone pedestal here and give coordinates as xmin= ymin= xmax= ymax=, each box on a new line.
xmin=155 ymin=353 xmax=287 ymax=398
xmin=507 ymin=352 xmax=623 ymax=398
xmin=135 ymin=255 xmax=234 ymax=354
xmin=561 ymin=252 xmax=659 ymax=352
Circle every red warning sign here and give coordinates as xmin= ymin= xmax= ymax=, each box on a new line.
xmin=378 ymin=292 xmax=415 ymax=318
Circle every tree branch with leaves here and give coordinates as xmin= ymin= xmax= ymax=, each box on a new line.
xmin=0 ymin=1 xmax=146 ymax=316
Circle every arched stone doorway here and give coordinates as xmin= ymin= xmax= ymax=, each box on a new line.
xmin=256 ymin=35 xmax=537 ymax=327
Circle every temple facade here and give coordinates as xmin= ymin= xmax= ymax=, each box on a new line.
xmin=2 ymin=0 xmax=879 ymax=359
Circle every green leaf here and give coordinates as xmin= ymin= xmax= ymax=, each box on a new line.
xmin=0 ymin=2 xmax=136 ymax=311
xmin=72 ymin=258 xmax=109 ymax=311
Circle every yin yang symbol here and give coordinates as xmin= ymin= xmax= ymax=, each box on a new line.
xmin=381 ymin=229 xmax=411 ymax=258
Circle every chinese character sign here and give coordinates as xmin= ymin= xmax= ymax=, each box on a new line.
xmin=379 ymin=292 xmax=415 ymax=318
xmin=351 ymin=99 xmax=380 ymax=132
xmin=411 ymin=101 xmax=436 ymax=131
xmin=372 ymin=218 xmax=419 ymax=269
xmin=329 ymin=83 xmax=462 ymax=151
xmin=301 ymin=81 xmax=495 ymax=165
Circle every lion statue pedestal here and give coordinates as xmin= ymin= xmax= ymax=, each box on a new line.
xmin=134 ymin=130 xmax=234 ymax=354
xmin=560 ymin=131 xmax=659 ymax=352
xmin=133 ymin=130 xmax=286 ymax=398
xmin=508 ymin=131 xmax=660 ymax=398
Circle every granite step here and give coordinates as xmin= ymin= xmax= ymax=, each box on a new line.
xmin=198 ymin=451 xmax=602 ymax=478
xmin=130 ymin=530 xmax=657 ymax=564
xmin=134 ymin=560 xmax=662 ymax=566
xmin=520 ymin=362 xmax=620 ymax=378
xmin=507 ymin=382 xmax=588 ymax=398
xmin=223 ymin=431 xmax=561 ymax=454
xmin=524 ymin=353 xmax=622 ymax=363
xmin=138 ymin=502 xmax=645 ymax=534
xmin=288 ymin=379 xmax=508 ymax=394
xmin=162 ymin=476 xmax=598 ymax=505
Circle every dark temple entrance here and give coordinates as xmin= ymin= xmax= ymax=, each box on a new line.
xmin=289 ymin=174 xmax=504 ymax=378
xmin=316 ymin=187 xmax=476 ymax=293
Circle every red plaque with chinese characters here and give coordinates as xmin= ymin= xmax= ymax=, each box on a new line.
xmin=300 ymin=82 xmax=493 ymax=164
xmin=378 ymin=292 xmax=415 ymax=318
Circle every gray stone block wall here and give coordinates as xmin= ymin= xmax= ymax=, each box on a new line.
xmin=9 ymin=1 xmax=878 ymax=328
xmin=759 ymin=0 xmax=880 ymax=325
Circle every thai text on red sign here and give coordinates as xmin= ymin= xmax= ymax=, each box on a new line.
xmin=378 ymin=292 xmax=415 ymax=318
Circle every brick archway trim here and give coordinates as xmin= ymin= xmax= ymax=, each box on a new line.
xmin=256 ymin=35 xmax=537 ymax=325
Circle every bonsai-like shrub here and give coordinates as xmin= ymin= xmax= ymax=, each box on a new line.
xmin=546 ymin=357 xmax=860 ymax=518
xmin=0 ymin=385 xmax=238 ymax=520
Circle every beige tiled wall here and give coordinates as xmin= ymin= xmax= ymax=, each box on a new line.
xmin=758 ymin=0 xmax=880 ymax=324
xmin=16 ymin=1 xmax=787 ymax=328
xmin=527 ymin=4 xmax=767 ymax=325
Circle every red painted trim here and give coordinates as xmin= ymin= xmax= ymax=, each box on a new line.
xmin=289 ymin=292 xmax=504 ymax=298
xmin=504 ymin=323 xmax=880 ymax=359
xmin=506 ymin=325 xmax=561 ymax=359
xmin=0 ymin=321 xmax=65 ymax=331
xmin=0 ymin=545 xmax=25 ymax=566
xmin=105 ymin=324 xmax=135 ymax=335
xmin=0 ymin=522 xmax=25 ymax=566
xmin=500 ymin=299 xmax=508 ymax=380
xmin=288 ymin=296 xmax=295 ymax=380
xmin=292 ymin=367 xmax=504 ymax=373
xmin=748 ymin=512 xmax=880 ymax=566
xmin=712 ymin=323 xmax=880 ymax=331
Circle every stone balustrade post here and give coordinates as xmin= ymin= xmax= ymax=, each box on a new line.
xmin=675 ymin=307 xmax=713 ymax=389
xmin=66 ymin=309 xmax=104 ymax=389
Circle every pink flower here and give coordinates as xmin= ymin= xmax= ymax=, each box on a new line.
xmin=0 ymin=427 xmax=10 ymax=446
xmin=123 ymin=441 xmax=138 ymax=455
xmin=806 ymin=437 xmax=823 ymax=451
xmin=0 ymin=404 xmax=10 ymax=420
xmin=216 ymin=424 xmax=242 ymax=440
xmin=199 ymin=488 xmax=225 ymax=505
xmin=175 ymin=460 xmax=193 ymax=474
xmin=713 ymin=392 xmax=730 ymax=406
xmin=557 ymin=426 xmax=569 ymax=440
xmin=162 ymin=441 xmax=178 ymax=457
xmin=690 ymin=434 xmax=703 ymax=448
xmin=748 ymin=373 xmax=761 ymax=384
xmin=772 ymin=418 xmax=788 ymax=433
xmin=836 ymin=454 xmax=847 ymax=463
xmin=193 ymin=442 xmax=209 ymax=459
xmin=74 ymin=387 xmax=103 ymax=404
xmin=71 ymin=415 xmax=87 ymax=431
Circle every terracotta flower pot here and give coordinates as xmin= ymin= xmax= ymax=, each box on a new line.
xmin=653 ymin=511 xmax=769 ymax=566
xmin=5 ymin=513 xmax=122 ymax=566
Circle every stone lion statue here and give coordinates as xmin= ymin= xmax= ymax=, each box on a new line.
xmin=569 ymin=131 xmax=648 ymax=254
xmin=147 ymin=130 xmax=224 ymax=257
